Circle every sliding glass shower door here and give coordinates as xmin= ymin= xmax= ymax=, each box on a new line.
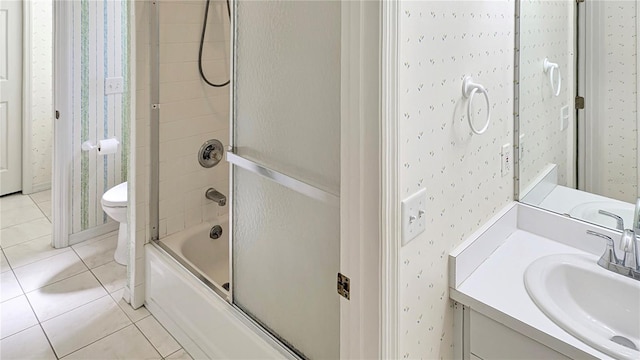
xmin=228 ymin=1 xmax=341 ymax=358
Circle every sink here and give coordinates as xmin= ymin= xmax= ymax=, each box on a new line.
xmin=525 ymin=254 xmax=640 ymax=360
xmin=569 ymin=201 xmax=635 ymax=230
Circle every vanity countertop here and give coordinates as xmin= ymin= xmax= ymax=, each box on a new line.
xmin=449 ymin=203 xmax=622 ymax=360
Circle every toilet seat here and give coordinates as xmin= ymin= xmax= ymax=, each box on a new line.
xmin=102 ymin=182 xmax=127 ymax=207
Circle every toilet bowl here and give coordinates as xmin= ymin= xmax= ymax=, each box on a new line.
xmin=101 ymin=182 xmax=128 ymax=265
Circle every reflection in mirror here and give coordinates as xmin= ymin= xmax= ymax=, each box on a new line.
xmin=517 ymin=0 xmax=639 ymax=233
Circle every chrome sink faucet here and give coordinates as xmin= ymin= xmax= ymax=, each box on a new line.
xmin=587 ymin=229 xmax=640 ymax=281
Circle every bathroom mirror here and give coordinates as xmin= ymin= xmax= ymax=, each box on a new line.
xmin=516 ymin=0 xmax=639 ymax=232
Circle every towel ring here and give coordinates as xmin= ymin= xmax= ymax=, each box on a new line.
xmin=543 ymin=58 xmax=561 ymax=97
xmin=462 ymin=76 xmax=491 ymax=135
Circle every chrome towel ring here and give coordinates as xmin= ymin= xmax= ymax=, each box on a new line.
xmin=543 ymin=58 xmax=562 ymax=97
xmin=462 ymin=76 xmax=491 ymax=135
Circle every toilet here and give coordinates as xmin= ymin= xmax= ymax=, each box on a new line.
xmin=101 ymin=182 xmax=128 ymax=265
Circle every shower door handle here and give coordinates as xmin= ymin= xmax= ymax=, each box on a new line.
xmin=226 ymin=152 xmax=339 ymax=206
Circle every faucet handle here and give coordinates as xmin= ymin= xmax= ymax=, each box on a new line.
xmin=598 ymin=210 xmax=624 ymax=231
xmin=620 ymin=229 xmax=638 ymax=270
xmin=587 ymin=230 xmax=619 ymax=267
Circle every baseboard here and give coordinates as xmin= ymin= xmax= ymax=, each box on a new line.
xmin=68 ymin=221 xmax=119 ymax=245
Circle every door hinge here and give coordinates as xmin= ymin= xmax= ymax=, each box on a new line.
xmin=55 ymin=110 xmax=60 ymax=119
xmin=575 ymin=96 xmax=585 ymax=110
xmin=337 ymin=273 xmax=350 ymax=300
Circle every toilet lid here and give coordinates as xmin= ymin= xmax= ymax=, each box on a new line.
xmin=102 ymin=182 xmax=127 ymax=207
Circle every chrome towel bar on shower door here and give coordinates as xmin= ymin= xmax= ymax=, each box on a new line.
xmin=226 ymin=152 xmax=340 ymax=207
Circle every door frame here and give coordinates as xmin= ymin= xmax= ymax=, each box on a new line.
xmin=22 ymin=0 xmax=32 ymax=194
xmin=52 ymin=0 xmax=72 ymax=248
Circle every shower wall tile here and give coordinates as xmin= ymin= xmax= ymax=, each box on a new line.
xmin=157 ymin=0 xmax=230 ymax=238
xmin=398 ymin=1 xmax=514 ymax=358
xmin=519 ymin=0 xmax=575 ymax=192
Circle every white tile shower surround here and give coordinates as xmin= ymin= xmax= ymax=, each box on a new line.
xmin=0 ymin=192 xmax=190 ymax=360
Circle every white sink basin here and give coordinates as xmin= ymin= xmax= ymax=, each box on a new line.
xmin=569 ymin=201 xmax=635 ymax=230
xmin=525 ymin=254 xmax=640 ymax=360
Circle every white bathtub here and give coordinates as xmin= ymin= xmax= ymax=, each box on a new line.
xmin=159 ymin=219 xmax=229 ymax=292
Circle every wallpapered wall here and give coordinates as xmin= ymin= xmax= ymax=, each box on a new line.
xmin=519 ymin=0 xmax=575 ymax=192
xmin=398 ymin=1 xmax=514 ymax=358
xmin=590 ymin=1 xmax=638 ymax=203
xmin=30 ymin=0 xmax=53 ymax=190
xmin=71 ymin=0 xmax=130 ymax=235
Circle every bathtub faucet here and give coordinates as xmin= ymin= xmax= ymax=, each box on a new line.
xmin=205 ymin=188 xmax=227 ymax=206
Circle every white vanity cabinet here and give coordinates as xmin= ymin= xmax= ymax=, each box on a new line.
xmin=458 ymin=306 xmax=571 ymax=360
xmin=449 ymin=203 xmax=616 ymax=360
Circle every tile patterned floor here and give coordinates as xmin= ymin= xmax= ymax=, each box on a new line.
xmin=0 ymin=191 xmax=191 ymax=360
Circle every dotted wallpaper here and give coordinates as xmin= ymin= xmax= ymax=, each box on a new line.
xmin=519 ymin=0 xmax=574 ymax=192
xmin=593 ymin=1 xmax=638 ymax=203
xmin=30 ymin=0 xmax=53 ymax=188
xmin=398 ymin=1 xmax=514 ymax=358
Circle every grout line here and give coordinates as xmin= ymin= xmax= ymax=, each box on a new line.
xmin=10 ymin=262 xmax=60 ymax=360
xmin=132 ymin=317 xmax=165 ymax=359
xmin=57 ymin=321 xmax=133 ymax=359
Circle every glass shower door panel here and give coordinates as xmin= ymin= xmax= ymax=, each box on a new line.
xmin=232 ymin=167 xmax=339 ymax=359
xmin=234 ymin=0 xmax=341 ymax=195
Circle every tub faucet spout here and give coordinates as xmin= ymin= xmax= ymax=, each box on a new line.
xmin=206 ymin=188 xmax=227 ymax=206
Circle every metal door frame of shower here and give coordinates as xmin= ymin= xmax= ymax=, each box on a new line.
xmin=145 ymin=0 xmax=389 ymax=359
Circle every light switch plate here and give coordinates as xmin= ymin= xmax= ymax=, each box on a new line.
xmin=401 ymin=188 xmax=427 ymax=246
xmin=105 ymin=77 xmax=124 ymax=95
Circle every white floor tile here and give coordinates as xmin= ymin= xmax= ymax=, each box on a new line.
xmin=36 ymin=201 xmax=52 ymax=220
xmin=73 ymin=234 xmax=118 ymax=269
xmin=110 ymin=289 xmax=150 ymax=323
xmin=0 ymin=218 xmax=52 ymax=248
xmin=166 ymin=349 xmax=194 ymax=360
xmin=0 ymin=194 xmax=35 ymax=210
xmin=13 ymin=251 xmax=88 ymax=293
xmin=0 ymin=325 xmax=56 ymax=360
xmin=0 ymin=251 xmax=10 ymax=273
xmin=62 ymin=324 xmax=161 ymax=360
xmin=0 ymin=271 xmax=23 ymax=302
xmin=27 ymin=271 xmax=107 ymax=322
xmin=91 ymin=261 xmax=127 ymax=293
xmin=0 ymin=204 xmax=46 ymax=229
xmin=29 ymin=190 xmax=51 ymax=205
xmin=0 ymin=295 xmax=38 ymax=339
xmin=42 ymin=295 xmax=131 ymax=357
xmin=3 ymin=235 xmax=68 ymax=269
xmin=136 ymin=316 xmax=181 ymax=357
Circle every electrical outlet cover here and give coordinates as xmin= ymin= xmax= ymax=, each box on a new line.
xmin=560 ymin=105 xmax=570 ymax=131
xmin=105 ymin=77 xmax=124 ymax=95
xmin=501 ymin=143 xmax=512 ymax=177
xmin=401 ymin=188 xmax=427 ymax=246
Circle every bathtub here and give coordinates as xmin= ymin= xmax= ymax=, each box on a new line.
xmin=158 ymin=218 xmax=229 ymax=293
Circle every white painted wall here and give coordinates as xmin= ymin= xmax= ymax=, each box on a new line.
xmin=519 ymin=0 xmax=575 ymax=193
xmin=29 ymin=0 xmax=53 ymax=191
xmin=397 ymin=1 xmax=515 ymax=358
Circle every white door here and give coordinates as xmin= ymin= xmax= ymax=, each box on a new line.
xmin=0 ymin=0 xmax=22 ymax=196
